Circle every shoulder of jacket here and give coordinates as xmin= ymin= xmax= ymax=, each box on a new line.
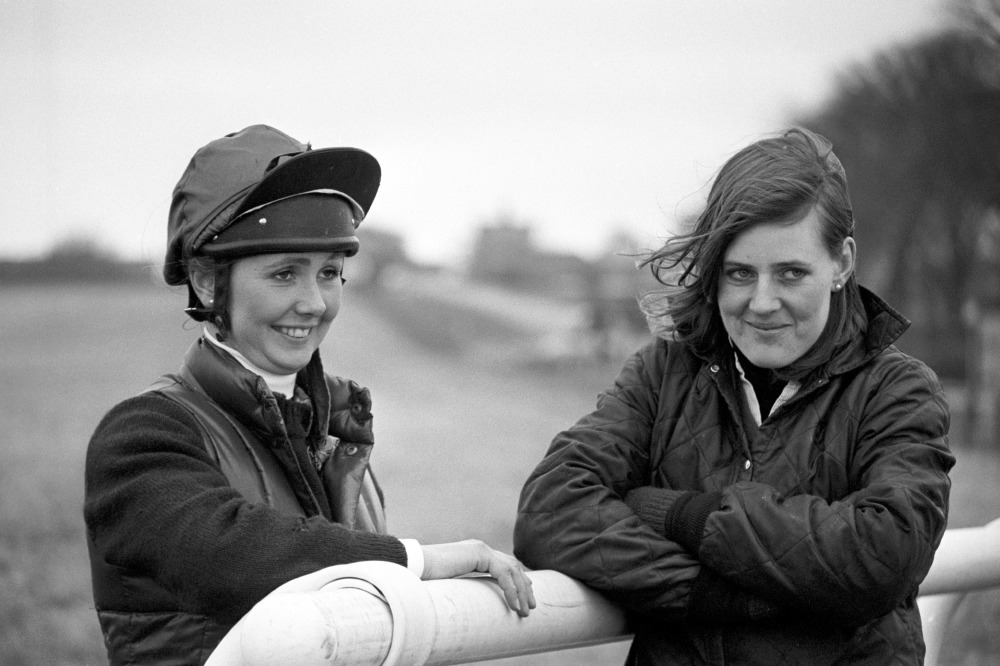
xmin=611 ymin=338 xmax=705 ymax=404
xmin=142 ymin=374 xmax=213 ymax=415
xmin=91 ymin=391 xmax=208 ymax=450
xmin=862 ymin=344 xmax=944 ymax=390
xmin=138 ymin=371 xmax=245 ymax=439
xmin=631 ymin=336 xmax=703 ymax=373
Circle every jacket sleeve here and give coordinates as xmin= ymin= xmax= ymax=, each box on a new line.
xmin=514 ymin=341 xmax=715 ymax=617
xmin=694 ymin=353 xmax=953 ymax=625
xmin=84 ymin=394 xmax=408 ymax=622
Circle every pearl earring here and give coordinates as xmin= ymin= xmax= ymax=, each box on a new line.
xmin=833 ymin=283 xmax=842 ymax=292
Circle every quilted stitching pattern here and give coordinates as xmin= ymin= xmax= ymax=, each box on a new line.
xmin=514 ymin=292 xmax=953 ymax=665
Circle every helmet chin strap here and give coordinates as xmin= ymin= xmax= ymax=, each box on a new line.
xmin=183 ymin=262 xmax=232 ymax=341
xmin=183 ymin=283 xmax=214 ymax=321
xmin=209 ymin=262 xmax=232 ymax=341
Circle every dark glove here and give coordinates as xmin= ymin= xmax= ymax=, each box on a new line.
xmin=624 ymin=486 xmax=722 ymax=555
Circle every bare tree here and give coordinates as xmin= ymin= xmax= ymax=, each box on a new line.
xmin=800 ymin=4 xmax=1000 ymax=445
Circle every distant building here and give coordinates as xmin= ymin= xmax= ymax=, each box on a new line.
xmin=464 ymin=218 xmax=660 ymax=358
xmin=466 ymin=219 xmax=588 ymax=296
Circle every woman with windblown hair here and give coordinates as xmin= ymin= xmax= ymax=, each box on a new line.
xmin=514 ymin=127 xmax=952 ymax=665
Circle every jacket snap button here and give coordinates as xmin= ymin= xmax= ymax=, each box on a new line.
xmin=744 ymin=459 xmax=751 ymax=470
xmin=345 ymin=445 xmax=359 ymax=456
xmin=710 ymin=364 xmax=720 ymax=373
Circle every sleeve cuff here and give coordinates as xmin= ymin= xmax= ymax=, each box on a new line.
xmin=664 ymin=490 xmax=722 ymax=554
xmin=624 ymin=487 xmax=690 ymax=536
xmin=400 ymin=538 xmax=424 ymax=578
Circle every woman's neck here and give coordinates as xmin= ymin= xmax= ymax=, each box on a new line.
xmin=733 ymin=346 xmax=786 ymax=418
xmin=203 ymin=330 xmax=298 ymax=397
xmin=733 ymin=347 xmax=781 ymax=387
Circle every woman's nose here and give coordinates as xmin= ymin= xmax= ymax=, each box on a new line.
xmin=295 ymin=279 xmax=329 ymax=315
xmin=749 ymin=279 xmax=780 ymax=313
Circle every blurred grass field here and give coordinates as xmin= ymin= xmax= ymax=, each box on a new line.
xmin=1 ymin=282 xmax=998 ymax=665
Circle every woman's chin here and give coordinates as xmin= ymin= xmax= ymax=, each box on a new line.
xmin=742 ymin=349 xmax=792 ymax=369
xmin=261 ymin=348 xmax=316 ymax=376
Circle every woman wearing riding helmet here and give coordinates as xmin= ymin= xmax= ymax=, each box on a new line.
xmin=84 ymin=125 xmax=534 ymax=665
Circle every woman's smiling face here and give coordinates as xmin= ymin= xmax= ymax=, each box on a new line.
xmin=717 ymin=207 xmax=854 ymax=369
xmin=225 ymin=251 xmax=345 ymax=375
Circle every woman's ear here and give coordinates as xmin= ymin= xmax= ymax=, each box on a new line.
xmin=189 ymin=267 xmax=216 ymax=307
xmin=834 ymin=237 xmax=856 ymax=287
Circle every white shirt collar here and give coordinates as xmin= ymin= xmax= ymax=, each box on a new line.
xmin=732 ymin=352 xmax=800 ymax=425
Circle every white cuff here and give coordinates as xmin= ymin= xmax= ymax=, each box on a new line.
xmin=400 ymin=538 xmax=424 ymax=579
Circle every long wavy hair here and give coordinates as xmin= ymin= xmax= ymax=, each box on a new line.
xmin=639 ymin=127 xmax=867 ymax=380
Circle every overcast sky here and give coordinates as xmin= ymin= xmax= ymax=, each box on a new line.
xmin=2 ymin=0 xmax=945 ymax=266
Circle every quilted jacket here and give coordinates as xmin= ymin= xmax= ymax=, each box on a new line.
xmin=514 ymin=289 xmax=953 ymax=665
xmin=85 ymin=338 xmax=406 ymax=665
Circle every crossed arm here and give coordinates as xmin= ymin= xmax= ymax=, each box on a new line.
xmin=514 ymin=344 xmax=952 ymax=625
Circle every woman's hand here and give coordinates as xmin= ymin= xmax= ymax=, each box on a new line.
xmin=421 ymin=540 xmax=536 ymax=617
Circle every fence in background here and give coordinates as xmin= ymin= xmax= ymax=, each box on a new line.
xmin=207 ymin=518 xmax=1000 ymax=666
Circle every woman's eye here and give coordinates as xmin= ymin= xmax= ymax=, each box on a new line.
xmin=320 ymin=267 xmax=342 ymax=280
xmin=782 ymin=268 xmax=807 ymax=280
xmin=726 ymin=268 xmax=753 ymax=282
xmin=272 ymin=269 xmax=295 ymax=281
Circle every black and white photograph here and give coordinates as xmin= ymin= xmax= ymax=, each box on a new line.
xmin=2 ymin=1 xmax=999 ymax=664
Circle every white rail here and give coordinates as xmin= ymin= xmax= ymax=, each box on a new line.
xmin=916 ymin=517 xmax=1000 ymax=665
xmin=207 ymin=518 xmax=1000 ymax=666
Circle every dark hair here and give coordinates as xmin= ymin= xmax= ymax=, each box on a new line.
xmin=639 ymin=127 xmax=867 ymax=380
xmin=183 ymin=254 xmax=238 ymax=341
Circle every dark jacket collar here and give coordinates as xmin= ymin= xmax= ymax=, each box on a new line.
xmin=826 ymin=286 xmax=910 ymax=376
xmin=180 ymin=337 xmax=331 ymax=441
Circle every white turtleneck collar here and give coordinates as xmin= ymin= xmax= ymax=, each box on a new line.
xmin=203 ymin=329 xmax=298 ymax=397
